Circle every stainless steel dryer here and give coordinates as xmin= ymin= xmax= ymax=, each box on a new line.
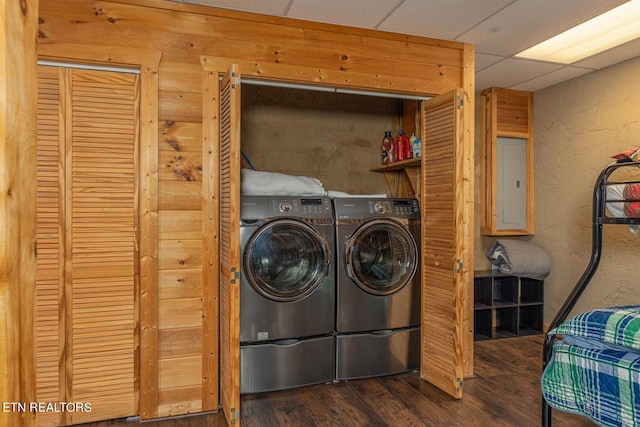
xmin=333 ymin=197 xmax=421 ymax=380
xmin=239 ymin=196 xmax=335 ymax=394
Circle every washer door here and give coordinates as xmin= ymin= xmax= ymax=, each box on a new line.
xmin=244 ymin=219 xmax=330 ymax=302
xmin=345 ymin=219 xmax=418 ymax=296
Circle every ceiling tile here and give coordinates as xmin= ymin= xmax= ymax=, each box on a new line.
xmin=377 ymin=0 xmax=511 ymax=40
xmin=460 ymin=0 xmax=629 ymax=56
xmin=476 ymin=53 xmax=507 ymax=72
xmin=476 ymin=58 xmax=563 ymax=90
xmin=573 ymin=38 xmax=640 ymax=70
xmin=286 ymin=0 xmax=401 ymax=29
xmin=509 ymin=66 xmax=594 ymax=92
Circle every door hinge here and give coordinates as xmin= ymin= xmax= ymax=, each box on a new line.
xmin=456 ymin=259 xmax=463 ymax=273
xmin=456 ymin=377 xmax=463 ymax=391
xmin=231 ymin=72 xmax=239 ymax=89
xmin=230 ymin=267 xmax=240 ymax=284
xmin=230 ymin=407 xmax=239 ymax=424
xmin=457 ymin=95 xmax=464 ymax=109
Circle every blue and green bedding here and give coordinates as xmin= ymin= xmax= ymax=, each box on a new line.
xmin=542 ymin=305 xmax=640 ymax=426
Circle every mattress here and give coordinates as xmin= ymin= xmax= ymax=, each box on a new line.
xmin=607 ymin=183 xmax=640 ymax=218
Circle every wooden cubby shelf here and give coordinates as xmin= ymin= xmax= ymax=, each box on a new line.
xmin=474 ymin=270 xmax=544 ymax=341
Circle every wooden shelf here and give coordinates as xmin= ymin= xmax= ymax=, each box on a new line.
xmin=369 ymin=158 xmax=421 ymax=172
xmin=371 ymin=158 xmax=422 ymax=203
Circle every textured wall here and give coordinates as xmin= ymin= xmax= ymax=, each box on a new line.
xmin=533 ymin=57 xmax=640 ymax=324
xmin=241 ymin=85 xmax=397 ymax=195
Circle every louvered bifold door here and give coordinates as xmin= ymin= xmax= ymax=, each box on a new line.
xmin=36 ymin=65 xmax=139 ymax=425
xmin=36 ymin=65 xmax=65 ymax=427
xmin=420 ymin=89 xmax=467 ymax=399
xmin=219 ymin=65 xmax=241 ymax=426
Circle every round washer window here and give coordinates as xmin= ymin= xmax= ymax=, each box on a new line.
xmin=244 ymin=219 xmax=330 ymax=302
xmin=345 ymin=219 xmax=418 ymax=296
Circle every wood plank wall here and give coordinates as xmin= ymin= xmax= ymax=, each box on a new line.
xmin=1 ymin=1 xmax=38 ymax=427
xmin=36 ymin=0 xmax=473 ymax=420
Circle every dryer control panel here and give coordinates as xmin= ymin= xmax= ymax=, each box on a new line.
xmin=369 ymin=199 xmax=419 ymax=216
xmin=334 ymin=198 xmax=420 ymax=220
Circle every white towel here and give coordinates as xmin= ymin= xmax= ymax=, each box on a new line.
xmin=241 ymin=169 xmax=326 ymax=196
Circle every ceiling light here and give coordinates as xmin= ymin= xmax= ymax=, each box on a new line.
xmin=516 ymin=0 xmax=640 ymax=64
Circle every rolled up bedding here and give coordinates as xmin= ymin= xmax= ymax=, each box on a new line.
xmin=486 ymin=239 xmax=551 ymax=280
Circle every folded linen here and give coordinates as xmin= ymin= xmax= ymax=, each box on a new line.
xmin=486 ymin=239 xmax=551 ymax=280
xmin=241 ymin=169 xmax=326 ymax=196
xmin=326 ymin=190 xmax=388 ymax=198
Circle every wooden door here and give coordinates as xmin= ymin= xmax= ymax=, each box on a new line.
xmin=420 ymin=89 xmax=470 ymax=398
xmin=218 ymin=65 xmax=242 ymax=425
xmin=36 ymin=65 xmax=139 ymax=425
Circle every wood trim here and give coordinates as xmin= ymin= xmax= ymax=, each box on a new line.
xmin=201 ymin=68 xmax=220 ymax=410
xmin=138 ymin=51 xmax=161 ymax=421
xmin=1 ymin=2 xmax=39 ymax=426
xmin=461 ymin=43 xmax=475 ymax=379
xmin=200 ymin=56 xmax=457 ymax=96
xmin=480 ymin=87 xmax=534 ymax=236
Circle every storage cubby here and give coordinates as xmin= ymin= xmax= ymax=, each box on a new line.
xmin=473 ymin=270 xmax=544 ymax=341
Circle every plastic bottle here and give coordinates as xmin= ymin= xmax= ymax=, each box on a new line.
xmin=395 ymin=130 xmax=406 ymax=162
xmin=381 ymin=130 xmax=394 ymax=164
xmin=407 ymin=133 xmax=417 ymax=159
xmin=413 ymin=137 xmax=422 ymax=158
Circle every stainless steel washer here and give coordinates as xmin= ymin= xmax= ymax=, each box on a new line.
xmin=240 ymin=196 xmax=335 ymax=394
xmin=333 ymin=197 xmax=421 ymax=380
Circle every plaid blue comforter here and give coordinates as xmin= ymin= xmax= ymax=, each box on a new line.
xmin=542 ymin=306 xmax=640 ymax=427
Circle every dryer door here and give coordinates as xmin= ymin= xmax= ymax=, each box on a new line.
xmin=244 ymin=219 xmax=330 ymax=302
xmin=345 ymin=219 xmax=418 ymax=295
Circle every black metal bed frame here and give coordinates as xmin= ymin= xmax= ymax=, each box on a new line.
xmin=541 ymin=160 xmax=640 ymax=427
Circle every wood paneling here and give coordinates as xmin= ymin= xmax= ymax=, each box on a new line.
xmin=36 ymin=0 xmax=474 ymax=422
xmin=158 ymin=298 xmax=202 ymax=329
xmin=2 ymin=1 xmax=38 ymax=426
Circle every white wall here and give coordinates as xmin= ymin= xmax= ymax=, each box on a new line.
xmin=533 ymin=56 xmax=640 ymax=324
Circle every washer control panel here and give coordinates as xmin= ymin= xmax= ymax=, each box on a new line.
xmin=268 ymin=197 xmax=332 ymax=216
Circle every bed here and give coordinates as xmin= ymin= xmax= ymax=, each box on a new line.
xmin=542 ymin=159 xmax=640 ymax=427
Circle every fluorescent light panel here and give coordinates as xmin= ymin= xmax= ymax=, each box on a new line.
xmin=516 ymin=0 xmax=640 ymax=64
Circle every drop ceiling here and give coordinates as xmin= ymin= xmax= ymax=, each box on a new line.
xmin=167 ymin=0 xmax=640 ymax=92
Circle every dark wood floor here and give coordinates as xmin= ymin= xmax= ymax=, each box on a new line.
xmin=80 ymin=334 xmax=594 ymax=426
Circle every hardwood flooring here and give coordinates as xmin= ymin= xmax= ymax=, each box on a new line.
xmin=80 ymin=335 xmax=595 ymax=426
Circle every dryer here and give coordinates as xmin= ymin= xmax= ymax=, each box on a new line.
xmin=333 ymin=197 xmax=421 ymax=380
xmin=239 ymin=196 xmax=335 ymax=394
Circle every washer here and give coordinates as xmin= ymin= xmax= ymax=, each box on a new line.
xmin=239 ymin=196 xmax=335 ymax=394
xmin=333 ymin=197 xmax=421 ymax=380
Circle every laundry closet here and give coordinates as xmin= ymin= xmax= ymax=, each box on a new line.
xmin=206 ymin=61 xmax=475 ymax=424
